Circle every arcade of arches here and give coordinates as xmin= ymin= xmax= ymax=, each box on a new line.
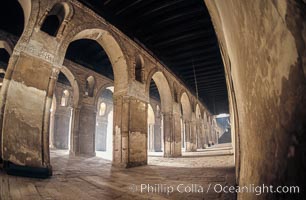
xmin=0 ymin=1 xmax=305 ymax=200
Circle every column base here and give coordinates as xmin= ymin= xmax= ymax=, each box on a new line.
xmin=112 ymin=161 xmax=147 ymax=168
xmin=72 ymin=152 xmax=96 ymax=157
xmin=3 ymin=161 xmax=52 ymax=178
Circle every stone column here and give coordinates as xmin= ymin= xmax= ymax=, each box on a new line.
xmin=208 ymin=123 xmax=212 ymax=146
xmin=190 ymin=119 xmax=197 ymax=151
xmin=203 ymin=123 xmax=208 ymax=148
xmin=49 ymin=109 xmax=55 ymax=149
xmin=70 ymin=107 xmax=80 ymax=155
xmin=113 ymin=96 xmax=147 ymax=168
xmin=95 ymin=100 xmax=113 ymax=152
xmin=196 ymin=121 xmax=202 ymax=149
xmin=147 ymin=123 xmax=153 ymax=151
xmin=172 ymin=103 xmax=182 ymax=156
xmin=185 ymin=120 xmax=192 ymax=152
xmin=95 ymin=116 xmax=108 ymax=151
xmin=53 ymin=106 xmax=72 ymax=149
xmin=163 ymin=112 xmax=173 ymax=157
xmin=163 ymin=111 xmax=182 ymax=157
xmin=200 ymin=122 xmax=206 ymax=148
xmin=78 ymin=104 xmax=96 ymax=156
xmin=1 ymin=52 xmax=55 ymax=174
xmin=153 ymin=116 xmax=162 ymax=152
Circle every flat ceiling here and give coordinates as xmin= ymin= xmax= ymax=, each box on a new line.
xmin=0 ymin=0 xmax=229 ymax=114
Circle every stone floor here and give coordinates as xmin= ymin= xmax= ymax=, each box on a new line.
xmin=0 ymin=145 xmax=235 ymax=200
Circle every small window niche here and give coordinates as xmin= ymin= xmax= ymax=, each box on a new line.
xmin=61 ymin=90 xmax=70 ymax=106
xmin=135 ymin=55 xmax=144 ymax=83
xmin=173 ymin=84 xmax=178 ymax=103
xmin=40 ymin=3 xmax=73 ymax=37
xmin=85 ymin=76 xmax=95 ymax=97
xmin=99 ymin=102 xmax=107 ymax=116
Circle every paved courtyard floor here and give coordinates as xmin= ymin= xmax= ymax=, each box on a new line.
xmin=0 ymin=145 xmax=235 ymax=200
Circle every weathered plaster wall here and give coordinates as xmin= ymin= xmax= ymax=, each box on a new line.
xmin=205 ymin=0 xmax=306 ymax=199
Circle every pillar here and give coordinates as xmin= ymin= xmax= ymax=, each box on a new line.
xmin=147 ymin=123 xmax=154 ymax=152
xmin=95 ymin=116 xmax=108 ymax=151
xmin=185 ymin=120 xmax=192 ymax=151
xmin=53 ymin=106 xmax=72 ymax=149
xmin=190 ymin=118 xmax=197 ymax=151
xmin=153 ymin=116 xmax=162 ymax=152
xmin=172 ymin=103 xmax=182 ymax=156
xmin=78 ymin=104 xmax=96 ymax=156
xmin=70 ymin=107 xmax=80 ymax=155
xmin=0 ymin=52 xmax=56 ymax=175
xmin=49 ymin=108 xmax=55 ymax=149
xmin=113 ymin=96 xmax=147 ymax=168
xmin=196 ymin=121 xmax=204 ymax=149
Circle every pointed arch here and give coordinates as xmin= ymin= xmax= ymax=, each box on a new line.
xmin=146 ymin=70 xmax=172 ymax=113
xmin=180 ymin=92 xmax=192 ymax=120
xmin=60 ymin=66 xmax=80 ymax=108
xmin=61 ymin=29 xmax=128 ymax=95
xmin=39 ymin=2 xmax=74 ymax=37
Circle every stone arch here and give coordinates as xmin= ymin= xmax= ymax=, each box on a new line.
xmin=60 ymin=66 xmax=80 ymax=108
xmin=180 ymin=92 xmax=192 ymax=120
xmin=39 ymin=2 xmax=74 ymax=37
xmin=47 ymin=66 xmax=80 ymax=157
xmin=0 ymin=42 xmax=12 ymax=76
xmin=95 ymin=84 xmax=114 ymax=158
xmin=59 ymin=28 xmax=128 ymax=95
xmin=0 ymin=0 xmax=34 ymax=75
xmin=147 ymin=103 xmax=156 ymax=152
xmin=95 ymin=83 xmax=114 ymax=107
xmin=146 ymin=69 xmax=172 ymax=113
xmin=18 ymin=0 xmax=31 ymax=29
xmin=0 ymin=40 xmax=13 ymax=55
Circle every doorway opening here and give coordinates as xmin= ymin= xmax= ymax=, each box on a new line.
xmin=95 ymin=86 xmax=114 ymax=160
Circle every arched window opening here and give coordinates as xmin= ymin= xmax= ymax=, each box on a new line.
xmin=99 ymin=102 xmax=106 ymax=116
xmin=41 ymin=15 xmax=60 ymax=36
xmin=135 ymin=55 xmax=144 ymax=83
xmin=147 ymin=104 xmax=155 ymax=152
xmin=65 ymin=39 xmax=114 ymax=80
xmin=173 ymin=87 xmax=178 ymax=103
xmin=49 ymin=70 xmax=74 ymax=152
xmin=85 ymin=76 xmax=95 ymax=97
xmin=156 ymin=105 xmax=160 ymax=118
xmin=40 ymin=4 xmax=66 ymax=37
xmin=147 ymin=71 xmax=173 ymax=156
xmin=60 ymin=90 xmax=69 ymax=106
xmin=95 ymin=87 xmax=114 ymax=160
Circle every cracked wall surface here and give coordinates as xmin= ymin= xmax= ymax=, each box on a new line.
xmin=205 ymin=0 xmax=306 ymax=199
